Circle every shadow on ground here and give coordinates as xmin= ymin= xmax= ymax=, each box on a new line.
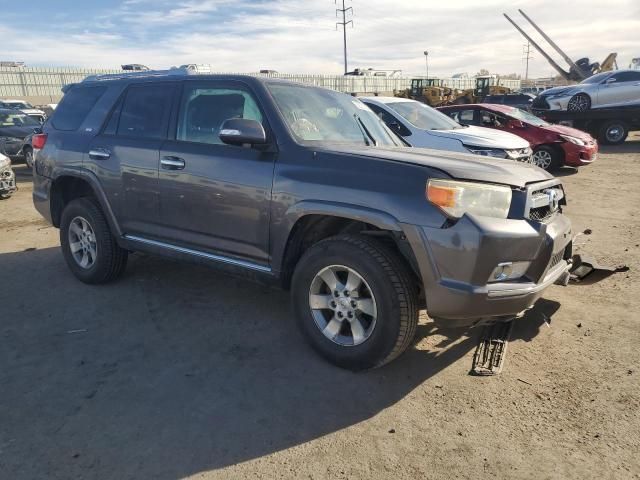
xmin=0 ymin=245 xmax=556 ymax=479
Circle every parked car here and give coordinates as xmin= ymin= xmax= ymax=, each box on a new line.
xmin=438 ymin=104 xmax=598 ymax=170
xmin=33 ymin=73 xmax=572 ymax=370
xmin=532 ymin=69 xmax=640 ymax=112
xmin=361 ymin=96 xmax=533 ymax=162
xmin=0 ymin=100 xmax=47 ymax=123
xmin=482 ymin=93 xmax=535 ymax=111
xmin=0 ymin=152 xmax=17 ymax=199
xmin=0 ymin=108 xmax=41 ymax=168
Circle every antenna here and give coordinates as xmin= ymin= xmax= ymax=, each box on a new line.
xmin=336 ymin=0 xmax=353 ymax=75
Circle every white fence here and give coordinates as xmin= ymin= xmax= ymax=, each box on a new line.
xmin=0 ymin=67 xmax=521 ymax=101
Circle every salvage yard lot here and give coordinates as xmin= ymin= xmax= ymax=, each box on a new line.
xmin=1 ymin=136 xmax=639 ymax=480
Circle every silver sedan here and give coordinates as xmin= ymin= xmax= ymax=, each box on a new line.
xmin=534 ymin=69 xmax=640 ymax=112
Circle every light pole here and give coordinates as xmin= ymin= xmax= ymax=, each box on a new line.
xmin=424 ymin=50 xmax=429 ymax=79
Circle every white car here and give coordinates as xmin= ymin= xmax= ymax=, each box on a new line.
xmin=361 ymin=97 xmax=532 ymax=162
xmin=533 ymin=69 xmax=640 ymax=112
xmin=0 ymin=100 xmax=47 ymax=124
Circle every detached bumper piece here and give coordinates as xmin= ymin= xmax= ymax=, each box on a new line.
xmin=471 ymin=321 xmax=514 ymax=376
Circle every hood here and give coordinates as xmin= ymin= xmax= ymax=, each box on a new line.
xmin=540 ymin=85 xmax=581 ymax=97
xmin=542 ymin=123 xmax=594 ymax=140
xmin=317 ymin=145 xmax=552 ymax=188
xmin=0 ymin=125 xmax=38 ymax=138
xmin=429 ymin=125 xmax=530 ymax=149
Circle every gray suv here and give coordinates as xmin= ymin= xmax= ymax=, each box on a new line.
xmin=32 ymin=71 xmax=573 ymax=370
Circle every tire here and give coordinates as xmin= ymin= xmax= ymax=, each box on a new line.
xmin=598 ymin=120 xmax=628 ymax=145
xmin=567 ymin=93 xmax=591 ymax=112
xmin=291 ymin=234 xmax=419 ymax=370
xmin=532 ymin=145 xmax=562 ymax=171
xmin=23 ymin=147 xmax=34 ymax=169
xmin=60 ymin=197 xmax=128 ymax=284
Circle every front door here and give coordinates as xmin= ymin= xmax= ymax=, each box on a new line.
xmin=86 ymin=82 xmax=177 ymax=237
xmin=156 ymin=80 xmax=275 ymax=265
xmin=597 ymin=71 xmax=640 ymax=108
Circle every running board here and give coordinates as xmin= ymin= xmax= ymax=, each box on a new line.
xmin=123 ymin=235 xmax=272 ymax=273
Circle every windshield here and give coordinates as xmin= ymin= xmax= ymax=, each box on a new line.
xmin=385 ymin=101 xmax=462 ymax=130
xmin=507 ymin=108 xmax=549 ymax=127
xmin=580 ymin=72 xmax=611 ymax=85
xmin=0 ymin=112 xmax=40 ymax=127
xmin=267 ymin=83 xmax=402 ymax=147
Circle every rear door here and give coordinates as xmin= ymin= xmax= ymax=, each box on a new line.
xmin=87 ymin=82 xmax=177 ymax=237
xmin=156 ymin=80 xmax=275 ymax=265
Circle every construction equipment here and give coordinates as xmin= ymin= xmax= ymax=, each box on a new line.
xmin=395 ymin=78 xmax=456 ymax=107
xmin=504 ymin=9 xmax=617 ymax=82
xmin=451 ymin=75 xmax=511 ymax=105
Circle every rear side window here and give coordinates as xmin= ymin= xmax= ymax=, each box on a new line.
xmin=51 ymin=85 xmax=107 ymax=131
xmin=116 ymin=84 xmax=174 ymax=139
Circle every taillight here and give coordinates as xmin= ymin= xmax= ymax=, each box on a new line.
xmin=32 ymin=133 xmax=48 ymax=149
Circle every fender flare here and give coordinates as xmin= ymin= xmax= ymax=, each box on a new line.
xmin=271 ymin=199 xmax=403 ymax=274
xmin=51 ymin=167 xmax=122 ymax=237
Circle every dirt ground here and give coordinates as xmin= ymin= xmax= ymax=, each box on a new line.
xmin=1 ymin=135 xmax=639 ymax=480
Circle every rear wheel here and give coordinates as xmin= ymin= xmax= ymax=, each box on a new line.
xmin=567 ymin=93 xmax=591 ymax=112
xmin=532 ymin=145 xmax=561 ymax=171
xmin=60 ymin=198 xmax=128 ymax=284
xmin=598 ymin=120 xmax=628 ymax=145
xmin=291 ymin=234 xmax=419 ymax=370
xmin=23 ymin=147 xmax=34 ymax=169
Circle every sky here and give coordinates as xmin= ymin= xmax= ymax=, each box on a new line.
xmin=0 ymin=0 xmax=638 ymax=78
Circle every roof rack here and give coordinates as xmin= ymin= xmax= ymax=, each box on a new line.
xmin=82 ymin=67 xmax=194 ymax=83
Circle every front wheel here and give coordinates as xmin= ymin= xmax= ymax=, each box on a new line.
xmin=532 ymin=145 xmax=561 ymax=171
xmin=567 ymin=93 xmax=591 ymax=112
xmin=291 ymin=234 xmax=419 ymax=370
xmin=60 ymin=198 xmax=128 ymax=284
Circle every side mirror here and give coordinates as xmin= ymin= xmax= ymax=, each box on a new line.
xmin=605 ymin=77 xmax=616 ymax=85
xmin=510 ymin=119 xmax=525 ymax=128
xmin=219 ymin=118 xmax=267 ymax=146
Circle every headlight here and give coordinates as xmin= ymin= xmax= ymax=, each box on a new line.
xmin=426 ymin=179 xmax=512 ymax=219
xmin=464 ymin=145 xmax=507 ymax=158
xmin=560 ymin=134 xmax=586 ymax=146
xmin=0 ymin=156 xmax=10 ymax=169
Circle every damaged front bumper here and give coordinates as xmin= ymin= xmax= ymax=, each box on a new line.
xmin=0 ymin=165 xmax=17 ymax=195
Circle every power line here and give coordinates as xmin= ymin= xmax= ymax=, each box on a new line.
xmin=335 ymin=0 xmax=353 ymax=75
xmin=522 ymin=42 xmax=533 ymax=80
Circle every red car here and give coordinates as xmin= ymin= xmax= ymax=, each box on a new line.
xmin=438 ymin=104 xmax=598 ymax=171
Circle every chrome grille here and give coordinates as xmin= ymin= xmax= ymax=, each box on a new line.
xmin=526 ymin=182 xmax=565 ymax=223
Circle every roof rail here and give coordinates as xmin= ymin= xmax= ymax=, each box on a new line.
xmin=82 ymin=67 xmax=194 ymax=83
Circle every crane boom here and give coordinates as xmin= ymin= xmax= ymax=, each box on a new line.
xmin=517 ymin=9 xmax=586 ymax=80
xmin=503 ymin=13 xmax=572 ymax=81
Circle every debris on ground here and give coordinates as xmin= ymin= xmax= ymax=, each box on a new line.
xmin=569 ymin=254 xmax=630 ymax=285
xmin=471 ymin=321 xmax=514 ymax=376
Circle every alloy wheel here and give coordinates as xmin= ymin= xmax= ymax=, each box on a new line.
xmin=567 ymin=94 xmax=589 ymax=112
xmin=532 ymin=149 xmax=553 ymax=170
xmin=68 ymin=216 xmax=98 ymax=269
xmin=308 ymin=265 xmax=377 ymax=346
xmin=605 ymin=124 xmax=625 ymax=143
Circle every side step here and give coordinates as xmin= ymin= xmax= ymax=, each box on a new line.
xmin=471 ymin=321 xmax=514 ymax=376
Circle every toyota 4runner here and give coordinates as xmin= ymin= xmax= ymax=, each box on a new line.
xmin=32 ymin=71 xmax=573 ymax=370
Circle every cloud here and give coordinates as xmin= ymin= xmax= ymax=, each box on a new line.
xmin=2 ymin=0 xmax=639 ymax=76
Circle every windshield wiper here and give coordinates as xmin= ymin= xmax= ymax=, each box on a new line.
xmin=354 ymin=114 xmax=377 ymax=147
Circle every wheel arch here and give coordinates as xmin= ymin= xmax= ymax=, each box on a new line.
xmin=50 ymin=170 xmax=122 ymax=236
xmin=275 ymin=201 xmax=413 ymax=289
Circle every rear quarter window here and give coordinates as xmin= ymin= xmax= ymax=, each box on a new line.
xmin=51 ymin=85 xmax=107 ymax=131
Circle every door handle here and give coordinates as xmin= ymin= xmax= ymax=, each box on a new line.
xmin=89 ymin=148 xmax=111 ymax=160
xmin=161 ymin=156 xmax=186 ymax=170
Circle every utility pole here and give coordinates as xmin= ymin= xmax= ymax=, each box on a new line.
xmin=522 ymin=42 xmax=533 ymax=80
xmin=336 ymin=0 xmax=353 ymax=74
